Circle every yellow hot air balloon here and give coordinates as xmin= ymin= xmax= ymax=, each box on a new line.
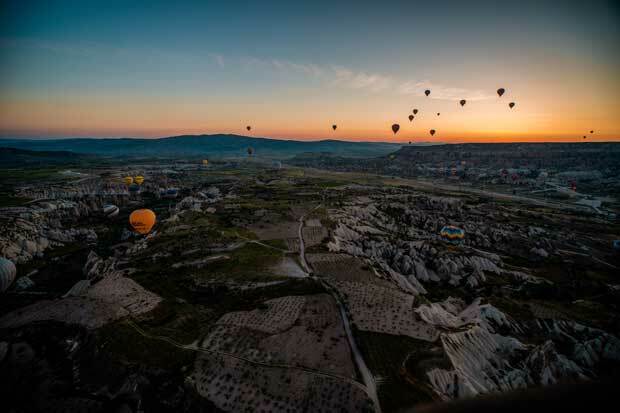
xmin=134 ymin=175 xmax=144 ymax=185
xmin=123 ymin=176 xmax=134 ymax=185
xmin=129 ymin=209 xmax=156 ymax=235
xmin=202 ymin=159 xmax=209 ymax=166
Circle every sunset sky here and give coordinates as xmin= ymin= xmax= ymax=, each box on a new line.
xmin=1 ymin=0 xmax=619 ymax=142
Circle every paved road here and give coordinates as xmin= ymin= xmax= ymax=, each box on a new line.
xmin=297 ymin=205 xmax=382 ymax=413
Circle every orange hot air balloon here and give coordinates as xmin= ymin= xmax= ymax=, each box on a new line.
xmin=391 ymin=124 xmax=400 ymax=134
xmin=129 ymin=209 xmax=156 ymax=235
xmin=408 ymin=115 xmax=414 ymax=121
xmin=460 ymin=99 xmax=466 ymax=107
xmin=413 ymin=109 xmax=418 ymax=115
xmin=429 ymin=129 xmax=436 ymax=136
xmin=424 ymin=89 xmax=431 ymax=97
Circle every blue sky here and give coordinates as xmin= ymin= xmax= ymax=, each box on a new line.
xmin=1 ymin=0 xmax=618 ymax=141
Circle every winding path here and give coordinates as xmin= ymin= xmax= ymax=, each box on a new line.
xmin=297 ymin=205 xmax=382 ymax=413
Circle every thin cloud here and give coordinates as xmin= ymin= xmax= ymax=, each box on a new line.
xmin=209 ymin=54 xmax=225 ymax=68
xmin=398 ymin=80 xmax=493 ymax=101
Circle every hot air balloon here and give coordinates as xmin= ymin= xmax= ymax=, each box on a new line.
xmin=103 ymin=204 xmax=119 ymax=218
xmin=391 ymin=124 xmax=400 ymax=134
xmin=460 ymin=99 xmax=466 ymax=107
xmin=424 ymin=90 xmax=431 ymax=97
xmin=497 ymin=88 xmax=505 ymax=97
xmin=134 ymin=175 xmax=144 ymax=185
xmin=408 ymin=141 xmax=412 ymax=145
xmin=247 ymin=147 xmax=254 ymax=156
xmin=0 ymin=257 xmax=16 ymax=292
xmin=161 ymin=188 xmax=178 ymax=199
xmin=437 ymin=113 xmax=440 ymax=116
xmin=246 ymin=126 xmax=251 ymax=131
xmin=590 ymin=130 xmax=594 ymax=134
xmin=430 ymin=129 xmax=436 ymax=136
xmin=332 ymin=124 xmax=337 ymax=131
xmin=202 ymin=159 xmax=209 ymax=166
xmin=129 ymin=209 xmax=156 ymax=235
xmin=509 ymin=102 xmax=515 ymax=109
xmin=413 ymin=109 xmax=418 ymax=115
xmin=583 ymin=136 xmax=587 ymax=139
xmin=123 ymin=176 xmax=134 ymax=186
xmin=440 ymin=226 xmax=465 ymax=244
xmin=408 ymin=115 xmax=414 ymax=122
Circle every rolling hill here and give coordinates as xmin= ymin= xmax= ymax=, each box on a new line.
xmin=0 ymin=135 xmax=401 ymax=159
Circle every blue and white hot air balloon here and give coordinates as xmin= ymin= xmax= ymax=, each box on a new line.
xmin=0 ymin=257 xmax=17 ymax=292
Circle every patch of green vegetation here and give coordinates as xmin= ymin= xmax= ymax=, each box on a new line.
xmin=356 ymin=331 xmax=437 ymax=412
xmin=194 ymin=242 xmax=284 ymax=282
xmin=262 ymin=239 xmax=288 ymax=250
xmin=0 ymin=194 xmax=32 ymax=207
xmin=0 ymin=167 xmax=64 ymax=183
xmin=97 ymin=322 xmax=196 ymax=370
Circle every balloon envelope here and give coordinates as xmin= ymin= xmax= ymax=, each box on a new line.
xmin=440 ymin=226 xmax=465 ymax=243
xmin=103 ymin=204 xmax=119 ymax=218
xmin=134 ymin=176 xmax=144 ymax=185
xmin=424 ymin=90 xmax=431 ymax=96
xmin=202 ymin=159 xmax=209 ymax=166
xmin=413 ymin=109 xmax=418 ymax=115
xmin=130 ymin=209 xmax=156 ymax=235
xmin=246 ymin=126 xmax=251 ymax=131
xmin=391 ymin=124 xmax=400 ymax=134
xmin=0 ymin=257 xmax=17 ymax=292
xmin=408 ymin=115 xmax=414 ymax=121
xmin=430 ymin=129 xmax=436 ymax=136
xmin=332 ymin=124 xmax=337 ymax=131
xmin=460 ymin=99 xmax=466 ymax=107
xmin=509 ymin=102 xmax=515 ymax=109
xmin=497 ymin=88 xmax=505 ymax=97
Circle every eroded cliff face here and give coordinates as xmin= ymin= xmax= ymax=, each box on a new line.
xmin=325 ymin=192 xmax=620 ymax=400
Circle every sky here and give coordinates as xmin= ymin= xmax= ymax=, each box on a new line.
xmin=0 ymin=0 xmax=619 ymax=143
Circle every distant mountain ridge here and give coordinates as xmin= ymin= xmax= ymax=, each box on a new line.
xmin=0 ymin=134 xmax=401 ymax=159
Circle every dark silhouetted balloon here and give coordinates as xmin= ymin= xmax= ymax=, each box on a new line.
xmin=590 ymin=130 xmax=594 ymax=134
xmin=408 ymin=141 xmax=412 ymax=144
xmin=391 ymin=124 xmax=400 ymax=134
xmin=583 ymin=136 xmax=586 ymax=139
xmin=424 ymin=90 xmax=431 ymax=97
xmin=509 ymin=102 xmax=515 ymax=109
xmin=497 ymin=88 xmax=505 ymax=97
xmin=437 ymin=112 xmax=440 ymax=116
xmin=460 ymin=99 xmax=466 ymax=107
xmin=246 ymin=126 xmax=251 ymax=131
xmin=413 ymin=109 xmax=418 ymax=115
xmin=408 ymin=115 xmax=414 ymax=121
xmin=430 ymin=129 xmax=436 ymax=136
xmin=332 ymin=124 xmax=337 ymax=131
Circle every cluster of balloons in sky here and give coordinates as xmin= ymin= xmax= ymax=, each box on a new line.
xmin=244 ymin=87 xmax=594 ymax=140
xmin=390 ymin=87 xmax=516 ymax=138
